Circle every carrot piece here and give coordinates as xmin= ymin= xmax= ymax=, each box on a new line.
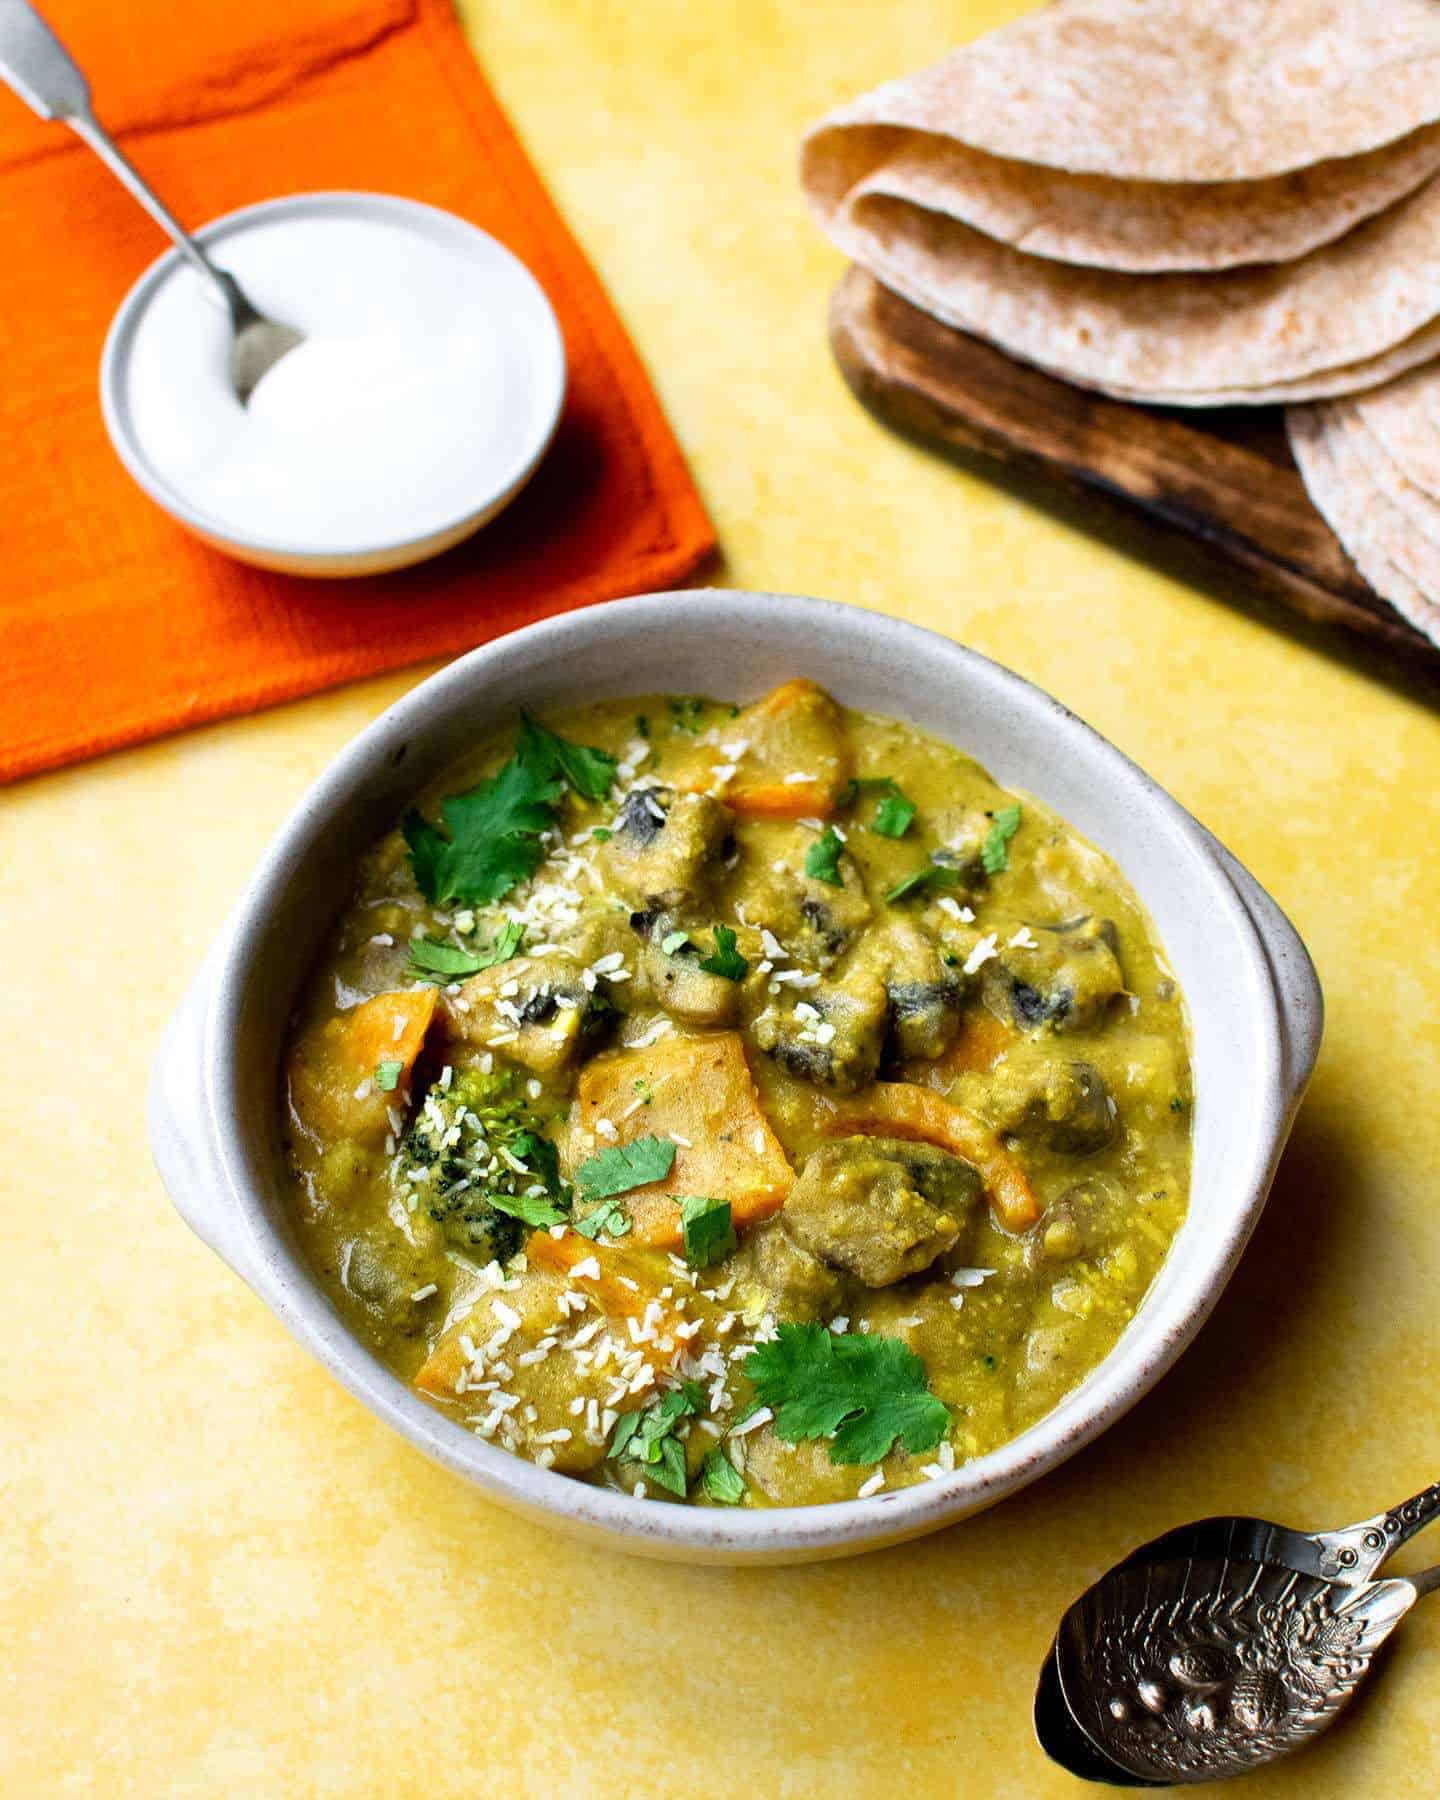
xmin=902 ymin=1008 xmax=1017 ymax=1087
xmin=569 ymin=1032 xmax=795 ymax=1249
xmin=819 ymin=1081 xmax=1041 ymax=1234
xmin=723 ymin=780 xmax=839 ymax=820
xmin=288 ymin=987 xmax=437 ymax=1144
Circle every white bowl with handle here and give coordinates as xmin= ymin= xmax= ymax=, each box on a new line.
xmin=150 ymin=590 xmax=1322 ymax=1564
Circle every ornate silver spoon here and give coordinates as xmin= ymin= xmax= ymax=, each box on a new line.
xmin=1035 ymin=1480 xmax=1440 ymax=1784
xmin=1045 ymin=1550 xmax=1437 ymax=1785
xmin=0 ymin=0 xmax=302 ymax=402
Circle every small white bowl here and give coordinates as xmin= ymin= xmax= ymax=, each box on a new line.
xmin=100 ymin=192 xmax=567 ymax=577
xmin=150 ymin=591 xmax=1322 ymax=1564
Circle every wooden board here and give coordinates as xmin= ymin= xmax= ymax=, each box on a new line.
xmin=829 ymin=265 xmax=1440 ymax=673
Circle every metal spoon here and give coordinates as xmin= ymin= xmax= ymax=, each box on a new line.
xmin=1048 ymin=1551 xmax=1437 ymax=1785
xmin=1036 ymin=1479 xmax=1440 ymax=1785
xmin=0 ymin=0 xmax=302 ymax=402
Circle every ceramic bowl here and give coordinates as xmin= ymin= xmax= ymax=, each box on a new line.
xmin=149 ymin=590 xmax=1322 ymax=1564
xmin=100 ymin=192 xmax=566 ymax=577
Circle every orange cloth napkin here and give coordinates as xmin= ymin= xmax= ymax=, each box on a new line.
xmin=0 ymin=0 xmax=714 ymax=784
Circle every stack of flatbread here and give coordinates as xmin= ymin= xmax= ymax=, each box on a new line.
xmin=800 ymin=0 xmax=1440 ymax=643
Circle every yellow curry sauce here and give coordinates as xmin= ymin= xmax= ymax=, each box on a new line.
xmin=283 ymin=682 xmax=1191 ymax=1506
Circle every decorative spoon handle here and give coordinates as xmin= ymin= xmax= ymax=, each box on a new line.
xmin=1313 ymin=1477 xmax=1440 ymax=1579
xmin=0 ymin=0 xmax=246 ymax=317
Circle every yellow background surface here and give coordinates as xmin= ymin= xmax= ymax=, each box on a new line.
xmin=6 ymin=3 xmax=1440 ymax=1793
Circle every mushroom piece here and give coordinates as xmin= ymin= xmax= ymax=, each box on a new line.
xmin=782 ymin=1135 xmax=982 ymax=1287
xmin=985 ymin=1043 xmax=1118 ymax=1155
xmin=979 ymin=915 xmax=1125 ymax=1034
xmin=752 ymin=968 xmax=888 ymax=1094
xmin=597 ymin=786 xmax=735 ymax=910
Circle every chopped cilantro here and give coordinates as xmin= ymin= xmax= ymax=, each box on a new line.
xmin=407 ymin=920 xmax=526 ymax=982
xmin=633 ymin=1078 xmax=654 ymax=1106
xmin=838 ymin=776 xmax=916 ymax=839
xmin=574 ymin=1198 xmax=633 ymax=1240
xmin=483 ymin=1188 xmax=568 ymax=1229
xmin=884 ymin=862 xmax=963 ymax=904
xmin=403 ymin=716 xmax=616 ymax=906
xmin=374 ymin=1059 xmax=403 ymax=1092
xmin=403 ymin=756 xmax=562 ymax=907
xmin=666 ymin=697 xmax=707 ymax=735
xmin=576 ymin=1134 xmax=676 ymax=1199
xmin=516 ymin=711 xmax=618 ymax=801
xmin=701 ymin=1449 xmax=747 ymax=1506
xmin=981 ymin=804 xmax=1023 ymax=875
xmin=872 ymin=791 xmax=916 ymax=838
xmin=804 ymin=827 xmax=845 ymax=887
xmin=698 ymin=924 xmax=749 ymax=982
xmin=677 ymin=1195 xmax=735 ymax=1268
xmin=591 ymin=827 xmax=613 ymax=843
xmin=744 ymin=1322 xmax=949 ymax=1465
xmin=609 ymin=1381 xmax=705 ymax=1497
xmin=660 ymin=929 xmax=691 ymax=956
xmin=1169 ymin=1096 xmax=1188 ymax=1114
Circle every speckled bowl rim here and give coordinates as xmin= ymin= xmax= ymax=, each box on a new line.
xmin=99 ymin=191 xmax=567 ymax=567
xmin=150 ymin=591 xmax=1322 ymax=1562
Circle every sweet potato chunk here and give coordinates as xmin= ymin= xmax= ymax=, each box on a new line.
xmin=818 ymin=1081 xmax=1041 ymax=1233
xmin=569 ymin=1033 xmax=795 ymax=1248
xmin=288 ymin=988 xmax=436 ymax=1145
xmin=675 ymin=680 xmax=851 ymax=818
xmin=414 ymin=1238 xmax=693 ymax=1475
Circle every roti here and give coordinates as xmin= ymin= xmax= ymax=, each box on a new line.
xmin=819 ymin=125 xmax=1440 ymax=275
xmin=805 ymin=0 xmax=1440 ymax=185
xmin=819 ymin=175 xmax=1440 ymax=402
xmin=1288 ymin=403 xmax=1440 ymax=641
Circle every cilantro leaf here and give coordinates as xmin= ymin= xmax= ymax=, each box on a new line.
xmin=575 ymin=1198 xmax=633 ymax=1240
xmin=884 ymin=862 xmax=963 ymax=904
xmin=407 ymin=921 xmax=526 ymax=983
xmin=872 ymin=791 xmax=916 ymax=838
xmin=697 ymin=924 xmax=749 ymax=982
xmin=403 ymin=713 xmax=617 ymax=907
xmin=517 ymin=711 xmax=618 ymax=801
xmin=511 ymin=1129 xmax=565 ymax=1197
xmin=838 ymin=776 xmax=916 ymax=839
xmin=677 ymin=1196 xmax=735 ymax=1268
xmin=374 ymin=1059 xmax=403 ymax=1092
xmin=608 ymin=1381 xmax=706 ymax=1497
xmin=482 ymin=1188 xmax=568 ymax=1229
xmin=744 ymin=1322 xmax=949 ymax=1465
xmin=701 ymin=1449 xmax=747 ymax=1506
xmin=576 ymin=1135 xmax=676 ymax=1199
xmin=804 ymin=827 xmax=845 ymax=887
xmin=981 ymin=804 xmax=1023 ymax=875
xmin=403 ymin=756 xmax=563 ymax=907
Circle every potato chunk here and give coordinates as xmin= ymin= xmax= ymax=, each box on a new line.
xmin=568 ymin=1033 xmax=794 ymax=1248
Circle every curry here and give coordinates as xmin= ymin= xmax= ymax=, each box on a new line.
xmin=282 ymin=681 xmax=1191 ymax=1506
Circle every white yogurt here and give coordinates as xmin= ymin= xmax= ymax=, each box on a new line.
xmin=109 ymin=195 xmax=566 ymax=564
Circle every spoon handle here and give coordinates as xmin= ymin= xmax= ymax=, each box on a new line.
xmin=1314 ymin=1477 xmax=1440 ymax=1578
xmin=0 ymin=0 xmax=238 ymax=311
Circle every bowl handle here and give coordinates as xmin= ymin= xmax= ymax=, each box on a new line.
xmin=148 ymin=942 xmax=253 ymax=1282
xmin=1207 ymin=840 xmax=1324 ymax=1110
